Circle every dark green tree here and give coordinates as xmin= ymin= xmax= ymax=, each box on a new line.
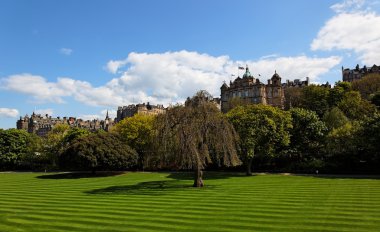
xmin=300 ymin=85 xmax=330 ymax=117
xmin=288 ymin=108 xmax=327 ymax=170
xmin=59 ymin=133 xmax=138 ymax=173
xmin=227 ymin=104 xmax=292 ymax=175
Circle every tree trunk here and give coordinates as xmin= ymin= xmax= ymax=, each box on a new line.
xmin=193 ymin=167 xmax=204 ymax=187
xmin=246 ymin=157 xmax=253 ymax=176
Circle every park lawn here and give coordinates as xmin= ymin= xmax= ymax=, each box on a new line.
xmin=0 ymin=172 xmax=379 ymax=232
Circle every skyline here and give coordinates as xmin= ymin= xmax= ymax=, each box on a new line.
xmin=1 ymin=0 xmax=380 ymax=128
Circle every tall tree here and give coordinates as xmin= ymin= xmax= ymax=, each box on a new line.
xmin=300 ymin=85 xmax=330 ymax=117
xmin=154 ymin=91 xmax=240 ymax=187
xmin=288 ymin=108 xmax=327 ymax=169
xmin=337 ymin=91 xmax=376 ymax=120
xmin=227 ymin=104 xmax=292 ymax=175
xmin=112 ymin=114 xmax=155 ymax=170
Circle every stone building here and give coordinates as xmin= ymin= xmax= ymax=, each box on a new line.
xmin=342 ymin=64 xmax=380 ymax=82
xmin=220 ymin=66 xmax=309 ymax=113
xmin=116 ymin=102 xmax=166 ymax=122
xmin=17 ymin=111 xmax=114 ymax=136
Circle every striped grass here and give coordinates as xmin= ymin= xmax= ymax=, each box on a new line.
xmin=0 ymin=172 xmax=379 ymax=231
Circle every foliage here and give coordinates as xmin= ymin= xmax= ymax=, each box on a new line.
xmin=286 ymin=108 xmax=327 ymax=171
xmin=300 ymin=85 xmax=330 ymax=117
xmin=0 ymin=129 xmax=37 ymax=170
xmin=351 ymin=73 xmax=380 ymax=100
xmin=154 ymin=90 xmax=240 ymax=186
xmin=113 ymin=114 xmax=155 ymax=170
xmin=43 ymin=124 xmax=71 ymax=168
xmin=62 ymin=127 xmax=91 ymax=145
xmin=370 ymin=91 xmax=380 ymax=107
xmin=59 ymin=132 xmax=138 ymax=172
xmin=284 ymin=87 xmax=302 ymax=109
xmin=323 ymin=107 xmax=349 ymax=131
xmin=337 ymin=91 xmax=376 ymax=120
xmin=227 ymin=104 xmax=292 ymax=175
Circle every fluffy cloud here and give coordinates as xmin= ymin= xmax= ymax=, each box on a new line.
xmin=0 ymin=108 xmax=19 ymax=118
xmin=1 ymin=51 xmax=341 ymax=107
xmin=60 ymin=48 xmax=73 ymax=56
xmin=312 ymin=1 xmax=380 ymax=64
xmin=105 ymin=59 xmax=128 ymax=74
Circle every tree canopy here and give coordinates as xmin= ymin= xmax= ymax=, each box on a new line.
xmin=153 ymin=90 xmax=240 ymax=187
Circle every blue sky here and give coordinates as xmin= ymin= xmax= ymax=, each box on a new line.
xmin=1 ymin=0 xmax=380 ymax=128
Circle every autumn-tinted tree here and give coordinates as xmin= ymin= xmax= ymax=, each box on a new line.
xmin=59 ymin=132 xmax=138 ymax=173
xmin=113 ymin=114 xmax=155 ymax=170
xmin=351 ymin=74 xmax=380 ymax=100
xmin=154 ymin=91 xmax=240 ymax=187
xmin=43 ymin=124 xmax=71 ymax=168
xmin=227 ymin=104 xmax=292 ymax=175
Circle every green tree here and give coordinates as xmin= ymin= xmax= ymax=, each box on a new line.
xmin=0 ymin=129 xmax=36 ymax=170
xmin=44 ymin=124 xmax=70 ymax=168
xmin=284 ymin=87 xmax=302 ymax=109
xmin=227 ymin=104 xmax=292 ymax=175
xmin=370 ymin=91 xmax=380 ymax=108
xmin=288 ymin=108 xmax=327 ymax=170
xmin=154 ymin=91 xmax=240 ymax=187
xmin=113 ymin=114 xmax=155 ymax=170
xmin=351 ymin=73 xmax=380 ymax=100
xmin=59 ymin=133 xmax=138 ymax=173
xmin=300 ymin=85 xmax=330 ymax=117
xmin=62 ymin=127 xmax=91 ymax=145
xmin=323 ymin=107 xmax=349 ymax=131
xmin=337 ymin=91 xmax=376 ymax=120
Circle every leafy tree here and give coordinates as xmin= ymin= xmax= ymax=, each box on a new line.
xmin=300 ymin=85 xmax=330 ymax=117
xmin=351 ymin=73 xmax=380 ymax=100
xmin=62 ymin=127 xmax=91 ymax=145
xmin=370 ymin=91 xmax=380 ymax=108
xmin=154 ymin=91 xmax=240 ymax=187
xmin=112 ymin=114 xmax=155 ymax=170
xmin=227 ymin=104 xmax=292 ymax=175
xmin=337 ymin=91 xmax=376 ymax=120
xmin=43 ymin=124 xmax=70 ymax=168
xmin=287 ymin=108 xmax=327 ymax=170
xmin=284 ymin=87 xmax=302 ymax=109
xmin=59 ymin=132 xmax=138 ymax=173
xmin=323 ymin=107 xmax=349 ymax=131
xmin=0 ymin=129 xmax=36 ymax=170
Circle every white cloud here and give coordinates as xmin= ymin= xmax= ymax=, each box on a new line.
xmin=105 ymin=59 xmax=128 ymax=74
xmin=0 ymin=108 xmax=19 ymax=118
xmin=331 ymin=0 xmax=366 ymax=13
xmin=35 ymin=108 xmax=53 ymax=116
xmin=312 ymin=1 xmax=380 ymax=64
xmin=60 ymin=48 xmax=73 ymax=56
xmin=77 ymin=114 xmax=101 ymax=121
xmin=1 ymin=51 xmax=341 ymax=108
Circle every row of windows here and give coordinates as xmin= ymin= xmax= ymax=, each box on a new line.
xmin=223 ymin=88 xmax=282 ymax=99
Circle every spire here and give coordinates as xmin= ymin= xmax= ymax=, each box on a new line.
xmin=106 ymin=110 xmax=109 ymax=119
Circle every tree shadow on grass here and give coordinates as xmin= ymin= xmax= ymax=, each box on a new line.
xmin=36 ymin=171 xmax=126 ymax=179
xmin=166 ymin=171 xmax=247 ymax=181
xmin=85 ymin=180 xmax=216 ymax=196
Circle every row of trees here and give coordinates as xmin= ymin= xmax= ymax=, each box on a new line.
xmin=1 ymin=75 xmax=379 ymax=186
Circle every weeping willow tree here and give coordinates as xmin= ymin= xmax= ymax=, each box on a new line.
xmin=153 ymin=91 xmax=241 ymax=187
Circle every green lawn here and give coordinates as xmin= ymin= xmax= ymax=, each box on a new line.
xmin=0 ymin=172 xmax=379 ymax=232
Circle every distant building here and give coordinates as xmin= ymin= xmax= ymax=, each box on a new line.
xmin=16 ymin=111 xmax=114 ymax=136
xmin=220 ymin=66 xmax=309 ymax=113
xmin=342 ymin=64 xmax=380 ymax=82
xmin=116 ymin=102 xmax=166 ymax=122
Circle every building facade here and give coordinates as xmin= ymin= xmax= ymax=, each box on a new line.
xmin=17 ymin=111 xmax=114 ymax=136
xmin=116 ymin=102 xmax=166 ymax=122
xmin=342 ymin=64 xmax=380 ymax=82
xmin=220 ymin=66 xmax=309 ymax=113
